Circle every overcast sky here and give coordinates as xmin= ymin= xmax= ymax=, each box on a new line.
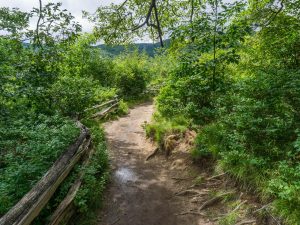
xmin=0 ymin=0 xmax=124 ymax=33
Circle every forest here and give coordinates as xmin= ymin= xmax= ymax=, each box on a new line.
xmin=0 ymin=0 xmax=299 ymax=224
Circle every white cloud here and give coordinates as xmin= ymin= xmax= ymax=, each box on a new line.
xmin=0 ymin=0 xmax=124 ymax=32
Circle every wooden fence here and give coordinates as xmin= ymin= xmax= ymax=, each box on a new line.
xmin=0 ymin=98 xmax=120 ymax=225
xmin=85 ymin=96 xmax=119 ymax=119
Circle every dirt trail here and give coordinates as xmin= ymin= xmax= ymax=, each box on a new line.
xmin=94 ymin=102 xmax=266 ymax=225
xmin=97 ymin=102 xmax=215 ymax=225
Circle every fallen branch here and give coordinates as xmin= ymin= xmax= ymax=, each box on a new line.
xmin=253 ymin=203 xmax=281 ymax=225
xmin=146 ymin=147 xmax=159 ymax=161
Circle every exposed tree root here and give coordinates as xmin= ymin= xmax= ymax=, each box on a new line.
xmin=207 ymin=172 xmax=227 ymax=181
xmin=253 ymin=203 xmax=271 ymax=213
xmin=190 ymin=196 xmax=205 ymax=203
xmin=171 ymin=176 xmax=195 ymax=181
xmin=230 ymin=200 xmax=247 ymax=214
xmin=175 ymin=209 xmax=206 ymax=216
xmin=236 ymin=219 xmax=256 ymax=225
xmin=199 ymin=192 xmax=234 ymax=210
xmin=175 ymin=189 xmax=208 ymax=196
xmin=145 ymin=147 xmax=159 ymax=161
xmin=109 ymin=217 xmax=120 ymax=225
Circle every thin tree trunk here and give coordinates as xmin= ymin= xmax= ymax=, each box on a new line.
xmin=35 ymin=0 xmax=43 ymax=47
xmin=190 ymin=0 xmax=195 ymax=42
xmin=153 ymin=0 xmax=164 ymax=47
xmin=213 ymin=0 xmax=218 ymax=90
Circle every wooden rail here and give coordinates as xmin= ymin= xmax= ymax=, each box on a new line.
xmin=46 ymin=98 xmax=120 ymax=224
xmin=47 ymin=139 xmax=95 ymax=225
xmin=88 ymin=97 xmax=120 ymax=119
xmin=0 ymin=122 xmax=90 ymax=225
xmin=84 ymin=99 xmax=116 ymax=112
xmin=0 ymin=97 xmax=120 ymax=225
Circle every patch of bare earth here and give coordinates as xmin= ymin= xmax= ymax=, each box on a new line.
xmin=96 ymin=102 xmax=264 ymax=225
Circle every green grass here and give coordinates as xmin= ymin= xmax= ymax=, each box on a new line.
xmin=145 ymin=112 xmax=190 ymax=146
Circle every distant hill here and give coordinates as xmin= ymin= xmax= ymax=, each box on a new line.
xmin=96 ymin=40 xmax=170 ymax=57
xmin=22 ymin=40 xmax=170 ymax=57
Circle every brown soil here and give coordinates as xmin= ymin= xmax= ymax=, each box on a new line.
xmin=96 ymin=102 xmax=258 ymax=225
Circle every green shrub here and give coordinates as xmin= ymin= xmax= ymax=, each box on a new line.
xmin=0 ymin=115 xmax=80 ymax=215
xmin=156 ymin=49 xmax=233 ymax=125
xmin=49 ymin=75 xmax=100 ymax=117
xmin=113 ymin=51 xmax=150 ymax=98
xmin=49 ymin=74 xmax=117 ymax=118
xmin=74 ymin=123 xmax=109 ymax=213
xmin=117 ymin=99 xmax=129 ymax=115
xmin=194 ymin=68 xmax=300 ymax=223
xmin=145 ymin=112 xmax=190 ymax=145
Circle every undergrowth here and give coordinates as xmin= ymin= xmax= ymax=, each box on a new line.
xmin=0 ymin=115 xmax=80 ymax=216
xmin=32 ymin=119 xmax=109 ymax=225
xmin=145 ymin=112 xmax=190 ymax=146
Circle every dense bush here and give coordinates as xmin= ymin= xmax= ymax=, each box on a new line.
xmin=112 ymin=51 xmax=150 ymax=98
xmin=0 ymin=115 xmax=80 ymax=215
xmin=74 ymin=122 xmax=109 ymax=213
xmin=30 ymin=120 xmax=109 ymax=225
xmin=194 ymin=68 xmax=300 ymax=223
xmin=49 ymin=75 xmax=116 ymax=117
xmin=156 ymin=69 xmax=232 ymax=125
xmin=192 ymin=16 xmax=300 ymax=222
xmin=0 ymin=5 xmax=115 ymax=221
xmin=152 ymin=3 xmax=300 ymax=224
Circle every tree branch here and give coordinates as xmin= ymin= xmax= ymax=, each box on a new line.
xmin=190 ymin=0 xmax=194 ymax=24
xmin=118 ymin=0 xmax=129 ymax=10
xmin=132 ymin=0 xmax=155 ymax=31
xmin=190 ymin=0 xmax=195 ymax=42
xmin=35 ymin=0 xmax=43 ymax=47
xmin=153 ymin=0 xmax=164 ymax=47
xmin=264 ymin=0 xmax=284 ymax=27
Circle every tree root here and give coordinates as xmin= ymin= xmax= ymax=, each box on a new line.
xmin=236 ymin=219 xmax=256 ymax=225
xmin=253 ymin=203 xmax=271 ymax=213
xmin=207 ymin=172 xmax=227 ymax=181
xmin=109 ymin=217 xmax=120 ymax=225
xmin=230 ymin=200 xmax=247 ymax=214
xmin=199 ymin=192 xmax=234 ymax=210
xmin=190 ymin=196 xmax=205 ymax=203
xmin=171 ymin=176 xmax=195 ymax=181
xmin=175 ymin=209 xmax=206 ymax=216
xmin=146 ymin=147 xmax=159 ymax=161
xmin=175 ymin=189 xmax=208 ymax=196
xmin=218 ymin=200 xmax=247 ymax=217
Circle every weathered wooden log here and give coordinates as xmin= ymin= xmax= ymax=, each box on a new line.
xmin=47 ymin=140 xmax=96 ymax=225
xmin=0 ymin=122 xmax=90 ymax=225
xmin=84 ymin=99 xmax=118 ymax=112
xmin=47 ymin=181 xmax=79 ymax=225
xmin=91 ymin=102 xmax=119 ymax=119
